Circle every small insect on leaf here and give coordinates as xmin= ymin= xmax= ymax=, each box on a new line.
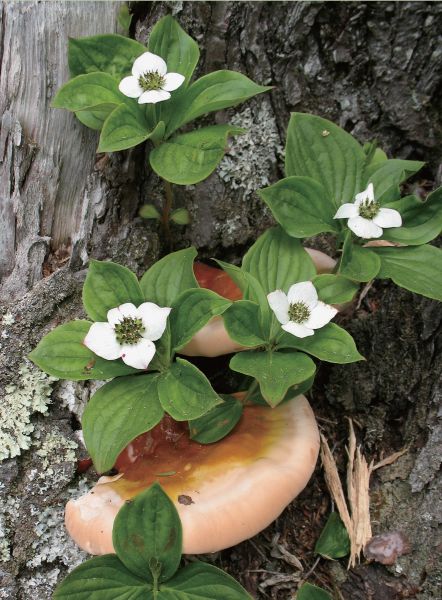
xmin=83 ymin=358 xmax=96 ymax=372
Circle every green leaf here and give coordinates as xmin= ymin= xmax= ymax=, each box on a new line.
xmin=149 ymin=322 xmax=172 ymax=372
xmin=170 ymin=288 xmax=231 ymax=351
xmin=338 ymin=235 xmax=381 ymax=282
xmin=68 ymin=34 xmax=146 ymax=78
xmin=140 ymin=248 xmax=198 ymax=306
xmin=285 ymin=113 xmax=366 ymax=208
xmin=222 ymin=300 xmax=267 ymax=347
xmin=149 ymin=125 xmax=244 ymax=185
xmin=117 ymin=4 xmax=132 ymax=33
xmin=277 ymin=323 xmax=363 ymax=364
xmin=29 ymin=320 xmax=136 ymax=381
xmin=53 ymin=554 xmax=152 ymax=600
xmin=364 ymin=142 xmax=388 ymax=167
xmin=52 ymin=72 xmax=125 ymax=113
xmin=113 ymin=484 xmax=182 ymax=583
xmin=312 ymin=274 xmax=359 ymax=304
xmin=364 ymin=158 xmax=424 ymax=203
xmin=214 ymin=260 xmax=271 ymax=337
xmin=82 ymin=260 xmax=144 ymax=322
xmin=150 ymin=120 xmax=166 ymax=145
xmin=214 ymin=260 xmax=264 ymax=305
xmin=248 ymin=372 xmax=316 ymax=406
xmin=157 ymin=358 xmax=221 ymax=420
xmin=189 ymin=395 xmax=243 ymax=443
xmin=148 ymin=16 xmax=200 ymax=133
xmin=75 ymin=108 xmax=110 ymax=131
xmin=166 ymin=70 xmax=271 ymax=134
xmin=139 ymin=204 xmax=161 ymax=220
xmin=82 ymin=375 xmax=163 ymax=473
xmin=230 ymin=350 xmax=316 ymax=407
xmin=258 ymin=176 xmax=339 ymax=237
xmin=98 ymin=102 xmax=157 ymax=152
xmin=170 ymin=207 xmax=190 ymax=225
xmin=382 ymin=188 xmax=442 ymax=245
xmin=242 ymin=226 xmax=316 ymax=294
xmin=315 ymin=512 xmax=350 ymax=559
xmin=297 ymin=582 xmax=332 ymax=600
xmin=148 ymin=15 xmax=199 ymax=86
xmin=160 ymin=562 xmax=251 ymax=599
xmin=373 ymin=244 xmax=442 ymax=301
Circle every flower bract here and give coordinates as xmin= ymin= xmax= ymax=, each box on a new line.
xmin=268 ymin=281 xmax=337 ymax=338
xmin=119 ymin=51 xmax=185 ymax=104
xmin=334 ymin=183 xmax=402 ymax=239
xmin=84 ymin=302 xmax=171 ymax=369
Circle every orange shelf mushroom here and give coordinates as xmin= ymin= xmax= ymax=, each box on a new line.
xmin=66 ymin=394 xmax=319 ymax=555
xmin=182 ymin=248 xmax=336 ymax=357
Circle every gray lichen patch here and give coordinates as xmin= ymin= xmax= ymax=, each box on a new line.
xmin=2 ymin=312 xmax=15 ymax=327
xmin=31 ymin=428 xmax=78 ymax=489
xmin=0 ymin=362 xmax=57 ymax=461
xmin=18 ymin=567 xmax=62 ymax=600
xmin=57 ymin=379 xmax=105 ymax=422
xmin=27 ymin=501 xmax=87 ymax=570
xmin=0 ymin=494 xmax=20 ymax=563
xmin=217 ymin=102 xmax=284 ymax=197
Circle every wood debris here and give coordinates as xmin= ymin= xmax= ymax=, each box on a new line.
xmin=320 ymin=419 xmax=408 ymax=568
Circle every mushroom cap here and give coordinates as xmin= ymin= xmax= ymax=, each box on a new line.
xmin=65 ymin=394 xmax=319 ymax=555
xmin=181 ymin=248 xmax=336 ymax=357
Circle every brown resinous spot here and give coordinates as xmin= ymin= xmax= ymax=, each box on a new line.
xmin=138 ymin=70 xmax=166 ymax=91
xmin=358 ymin=199 xmax=380 ymax=220
xmin=114 ymin=317 xmax=145 ymax=345
xmin=288 ymin=301 xmax=310 ymax=324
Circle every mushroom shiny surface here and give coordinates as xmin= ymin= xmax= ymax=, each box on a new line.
xmin=65 ymin=394 xmax=319 ymax=555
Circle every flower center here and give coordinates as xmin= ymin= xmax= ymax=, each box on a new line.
xmin=114 ymin=317 xmax=145 ymax=345
xmin=288 ymin=301 xmax=311 ymax=324
xmin=138 ymin=70 xmax=166 ymax=92
xmin=358 ymin=199 xmax=380 ymax=220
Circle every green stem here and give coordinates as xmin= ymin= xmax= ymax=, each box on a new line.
xmin=152 ymin=568 xmax=159 ymax=599
xmin=162 ymin=178 xmax=174 ymax=249
xmin=244 ymin=379 xmax=259 ymax=404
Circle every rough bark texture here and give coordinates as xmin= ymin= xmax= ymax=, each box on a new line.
xmin=0 ymin=2 xmax=441 ymax=599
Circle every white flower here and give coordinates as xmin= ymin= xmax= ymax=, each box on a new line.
xmin=334 ymin=183 xmax=402 ymax=239
xmin=84 ymin=302 xmax=171 ymax=370
xmin=119 ymin=51 xmax=185 ymax=104
xmin=267 ymin=281 xmax=337 ymax=338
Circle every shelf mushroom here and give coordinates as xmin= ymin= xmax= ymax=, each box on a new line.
xmin=181 ymin=248 xmax=336 ymax=357
xmin=65 ymin=394 xmax=319 ymax=555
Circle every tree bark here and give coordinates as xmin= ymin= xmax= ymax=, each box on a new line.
xmin=0 ymin=2 xmax=440 ymax=598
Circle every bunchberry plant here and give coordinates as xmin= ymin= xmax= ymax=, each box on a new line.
xmin=259 ymin=113 xmax=442 ymax=301
xmin=30 ymin=235 xmax=363 ymax=467
xmin=216 ymin=226 xmax=363 ymax=407
xmin=30 ymin=248 xmax=234 ymax=473
xmin=52 ymin=15 xmax=270 ymax=241
xmin=54 ymin=484 xmax=251 ymax=599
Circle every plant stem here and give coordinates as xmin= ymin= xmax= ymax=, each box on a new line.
xmin=152 ymin=569 xmax=159 ymax=599
xmin=244 ymin=379 xmax=259 ymax=404
xmin=162 ymin=178 xmax=174 ymax=249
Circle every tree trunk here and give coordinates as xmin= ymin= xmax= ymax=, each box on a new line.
xmin=0 ymin=2 xmax=440 ymax=598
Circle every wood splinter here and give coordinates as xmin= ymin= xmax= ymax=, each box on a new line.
xmin=320 ymin=419 xmax=408 ymax=568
